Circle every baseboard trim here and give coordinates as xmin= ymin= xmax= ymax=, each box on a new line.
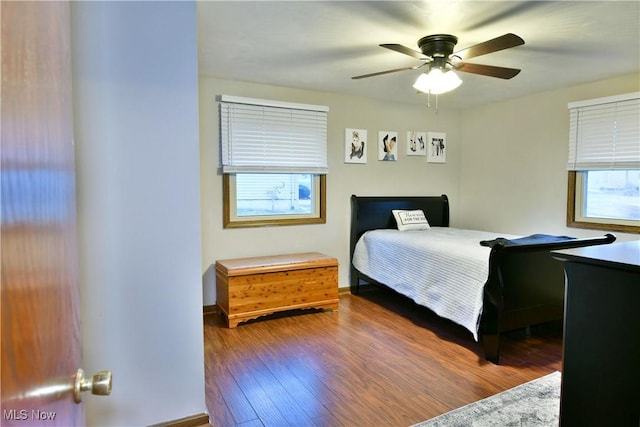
xmin=203 ymin=304 xmax=219 ymax=316
xmin=149 ymin=412 xmax=211 ymax=427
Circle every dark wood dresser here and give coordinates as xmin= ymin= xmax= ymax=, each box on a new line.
xmin=553 ymin=240 xmax=640 ymax=427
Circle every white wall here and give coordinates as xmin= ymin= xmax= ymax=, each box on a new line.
xmin=459 ymin=72 xmax=640 ymax=241
xmin=72 ymin=2 xmax=206 ymax=425
xmin=200 ymin=77 xmax=462 ymax=305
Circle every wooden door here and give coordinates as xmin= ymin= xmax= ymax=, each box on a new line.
xmin=1 ymin=2 xmax=85 ymax=425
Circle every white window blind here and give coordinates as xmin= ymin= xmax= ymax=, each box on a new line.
xmin=219 ymin=95 xmax=329 ymax=174
xmin=567 ymin=92 xmax=640 ymax=170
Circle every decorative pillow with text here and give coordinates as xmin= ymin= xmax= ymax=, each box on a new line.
xmin=392 ymin=209 xmax=431 ymax=231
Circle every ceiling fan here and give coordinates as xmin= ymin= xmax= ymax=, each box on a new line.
xmin=352 ymin=33 xmax=525 ymax=93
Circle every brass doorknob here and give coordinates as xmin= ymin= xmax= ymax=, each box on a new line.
xmin=74 ymin=369 xmax=112 ymax=403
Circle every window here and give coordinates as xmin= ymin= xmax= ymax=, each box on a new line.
xmin=566 ymin=92 xmax=640 ymax=233
xmin=219 ymin=95 xmax=329 ymax=228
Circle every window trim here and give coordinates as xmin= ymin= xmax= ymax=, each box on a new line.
xmin=223 ymin=174 xmax=326 ymax=228
xmin=566 ymin=171 xmax=639 ymax=233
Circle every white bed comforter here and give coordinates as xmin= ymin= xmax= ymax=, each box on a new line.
xmin=352 ymin=227 xmax=519 ymax=340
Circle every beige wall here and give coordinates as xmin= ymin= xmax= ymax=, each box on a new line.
xmin=200 ymin=77 xmax=461 ymax=304
xmin=200 ymin=73 xmax=639 ymax=306
xmin=459 ymin=73 xmax=640 ymax=238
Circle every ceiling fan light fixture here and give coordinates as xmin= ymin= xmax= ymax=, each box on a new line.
xmin=413 ymin=69 xmax=462 ymax=95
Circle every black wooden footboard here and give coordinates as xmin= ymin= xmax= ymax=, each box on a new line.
xmin=480 ymin=233 xmax=616 ymax=363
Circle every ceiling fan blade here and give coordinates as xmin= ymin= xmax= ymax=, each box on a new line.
xmin=454 ymin=62 xmax=521 ymax=79
xmin=380 ymin=43 xmax=426 ymax=60
xmin=351 ymin=65 xmax=419 ymax=80
xmin=453 ymin=33 xmax=524 ymax=61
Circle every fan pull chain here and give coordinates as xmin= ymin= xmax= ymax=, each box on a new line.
xmin=426 ymin=93 xmax=440 ymax=113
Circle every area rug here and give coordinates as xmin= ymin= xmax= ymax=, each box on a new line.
xmin=412 ymin=371 xmax=561 ymax=427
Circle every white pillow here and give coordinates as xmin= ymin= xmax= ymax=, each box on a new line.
xmin=392 ymin=209 xmax=431 ymax=231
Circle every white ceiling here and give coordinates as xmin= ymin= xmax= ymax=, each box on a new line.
xmin=197 ymin=1 xmax=640 ymax=109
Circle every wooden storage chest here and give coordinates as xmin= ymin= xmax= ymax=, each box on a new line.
xmin=215 ymin=252 xmax=339 ymax=328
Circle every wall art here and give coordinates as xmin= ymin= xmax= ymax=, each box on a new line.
xmin=406 ymin=131 xmax=427 ymax=156
xmin=427 ymin=132 xmax=446 ymax=163
xmin=378 ymin=131 xmax=398 ymax=161
xmin=345 ymin=128 xmax=367 ymax=164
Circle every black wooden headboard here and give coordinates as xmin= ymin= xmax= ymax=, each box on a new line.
xmin=349 ymin=194 xmax=450 ymax=266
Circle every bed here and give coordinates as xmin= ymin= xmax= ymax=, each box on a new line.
xmin=349 ymin=194 xmax=616 ymax=363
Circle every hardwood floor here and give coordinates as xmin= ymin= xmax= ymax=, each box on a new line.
xmin=204 ymin=286 xmax=563 ymax=427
